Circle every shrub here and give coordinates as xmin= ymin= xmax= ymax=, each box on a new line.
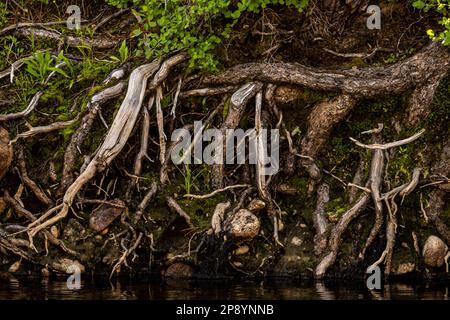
xmin=106 ymin=0 xmax=309 ymax=71
xmin=413 ymin=0 xmax=450 ymax=45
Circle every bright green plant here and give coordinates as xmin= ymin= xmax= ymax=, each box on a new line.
xmin=110 ymin=40 xmax=129 ymax=64
xmin=413 ymin=0 xmax=450 ymax=44
xmin=106 ymin=0 xmax=309 ymax=71
xmin=23 ymin=50 xmax=71 ymax=84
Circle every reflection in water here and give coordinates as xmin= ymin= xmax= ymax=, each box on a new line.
xmin=0 ymin=276 xmax=449 ymax=300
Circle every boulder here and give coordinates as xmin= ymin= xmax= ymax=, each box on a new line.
xmin=422 ymin=235 xmax=448 ymax=268
xmin=226 ymin=209 xmax=260 ymax=241
xmin=164 ymin=262 xmax=194 ymax=278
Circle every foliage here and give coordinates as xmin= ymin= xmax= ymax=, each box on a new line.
xmin=23 ymin=50 xmax=72 ymax=85
xmin=110 ymin=40 xmax=129 ymax=64
xmin=413 ymin=0 xmax=450 ymax=45
xmin=0 ymin=2 xmax=8 ymax=30
xmin=106 ymin=0 xmax=309 ymax=71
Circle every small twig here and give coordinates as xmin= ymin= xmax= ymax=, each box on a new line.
xmin=184 ymin=184 xmax=250 ymax=200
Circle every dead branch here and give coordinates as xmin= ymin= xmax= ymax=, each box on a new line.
xmin=211 ymin=201 xmax=231 ymax=235
xmin=134 ymin=180 xmax=158 ymax=224
xmin=350 ymin=129 xmax=425 ymax=150
xmin=0 ymin=91 xmax=42 ymax=122
xmin=167 ymin=196 xmax=194 ymax=229
xmin=27 ymin=58 xmax=168 ymax=238
xmin=3 ymin=190 xmax=76 ymax=256
xmin=315 ymin=190 xmax=370 ymax=279
xmin=179 ymin=86 xmax=238 ymax=98
xmin=11 ymin=117 xmax=78 ymax=144
xmin=93 ymin=9 xmax=131 ymax=32
xmin=13 ymin=28 xmax=116 ymax=49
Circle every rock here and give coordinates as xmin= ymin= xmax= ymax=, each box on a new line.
xmin=51 ymin=258 xmax=85 ymax=274
xmin=164 ymin=262 xmax=194 ymax=278
xmin=234 ymin=245 xmax=249 ymax=255
xmin=225 ymin=209 xmax=260 ymax=242
xmin=274 ymin=85 xmax=303 ymax=105
xmin=422 ymin=235 xmax=448 ymax=268
xmin=50 ymin=226 xmax=59 ymax=239
xmin=232 ymin=261 xmax=243 ymax=267
xmin=291 ymin=236 xmax=303 ymax=247
xmin=8 ymin=260 xmax=21 ymax=273
xmin=0 ymin=127 xmax=12 ymax=181
xmin=41 ymin=268 xmax=51 ymax=278
xmin=392 ymin=262 xmax=415 ymax=275
xmin=247 ymin=199 xmax=265 ymax=213
xmin=89 ymin=199 xmax=125 ymax=232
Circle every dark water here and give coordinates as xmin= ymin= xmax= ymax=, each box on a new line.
xmin=1 ymin=277 xmax=449 ymax=300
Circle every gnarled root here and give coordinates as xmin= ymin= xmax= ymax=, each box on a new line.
xmin=27 ymin=53 xmax=188 ymax=239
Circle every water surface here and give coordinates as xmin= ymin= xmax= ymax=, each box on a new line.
xmin=1 ymin=277 xmax=449 ymax=300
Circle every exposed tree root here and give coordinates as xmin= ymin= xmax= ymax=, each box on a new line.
xmin=300 ymin=94 xmax=358 ymax=187
xmin=17 ymin=146 xmax=53 ymax=207
xmin=211 ymin=82 xmax=263 ymax=189
xmin=12 ymin=28 xmax=117 ymax=49
xmin=313 ymin=183 xmax=330 ymax=256
xmin=203 ymin=42 xmax=450 ymax=97
xmin=167 ymin=196 xmax=194 ymax=229
xmin=26 ymin=53 xmax=188 ymax=239
xmin=425 ymin=136 xmax=450 ymax=245
xmin=0 ymin=91 xmax=42 ymax=122
xmin=405 ymin=70 xmax=447 ymax=127
xmin=315 ymin=128 xmax=425 ymax=279
xmin=60 ymin=77 xmax=127 ymax=194
xmin=10 ymin=116 xmax=78 ymax=144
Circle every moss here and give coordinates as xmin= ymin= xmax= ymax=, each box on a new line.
xmin=325 ymin=197 xmax=349 ymax=219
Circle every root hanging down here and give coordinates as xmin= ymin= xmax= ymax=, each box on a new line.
xmin=26 ymin=52 xmax=188 ymax=240
xmin=315 ymin=127 xmax=426 ymax=279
